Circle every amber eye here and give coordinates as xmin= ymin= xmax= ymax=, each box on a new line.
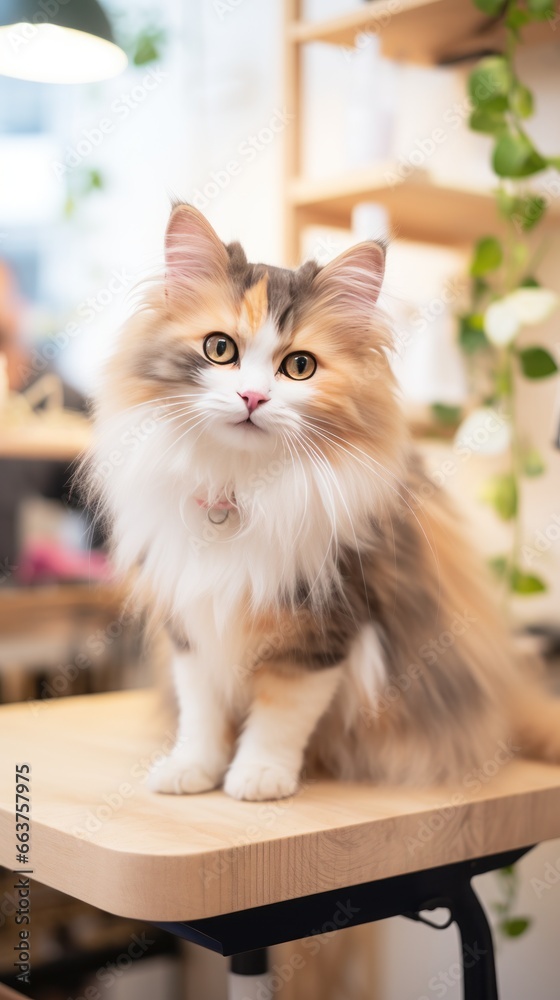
xmin=203 ymin=333 xmax=238 ymax=365
xmin=280 ymin=352 xmax=317 ymax=381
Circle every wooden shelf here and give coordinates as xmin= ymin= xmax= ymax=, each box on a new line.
xmin=282 ymin=0 xmax=560 ymax=262
xmin=288 ymin=166 xmax=560 ymax=246
xmin=289 ymin=0 xmax=558 ymax=65
xmin=0 ymin=583 xmax=125 ymax=633
xmin=0 ymin=419 xmax=91 ymax=461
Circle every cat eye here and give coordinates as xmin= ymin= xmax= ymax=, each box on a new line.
xmin=203 ymin=333 xmax=238 ymax=365
xmin=280 ymin=352 xmax=317 ymax=381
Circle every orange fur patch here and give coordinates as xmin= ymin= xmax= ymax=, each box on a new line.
xmin=238 ymin=276 xmax=269 ymax=338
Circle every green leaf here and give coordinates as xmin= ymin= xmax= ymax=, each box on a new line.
xmin=63 ymin=195 xmax=75 ymax=218
xmin=506 ymin=8 xmax=531 ymax=31
xmin=495 ymin=190 xmax=546 ymax=230
xmin=84 ymin=168 xmax=104 ymax=192
xmin=511 ymin=570 xmax=547 ymax=594
xmin=512 ymin=242 xmax=529 ymax=268
xmin=493 ymin=131 xmax=547 ymax=178
xmin=459 ymin=314 xmax=489 ymax=354
xmin=527 ymin=0 xmax=555 ymax=18
xmin=473 ymin=276 xmax=490 ymax=299
xmin=498 ymin=865 xmax=516 ymax=878
xmin=518 ymin=347 xmax=558 ymax=378
xmin=496 ymin=364 xmax=513 ymax=396
xmin=488 ymin=555 xmax=509 ymax=579
xmin=496 ymin=189 xmax=518 ymax=218
xmin=523 ymin=447 xmax=546 ymax=476
xmin=469 ymin=57 xmax=511 ymax=110
xmin=492 ymin=901 xmax=509 ymax=914
xmin=517 ymin=196 xmax=547 ymax=232
xmin=469 ymin=108 xmax=507 ymax=134
xmin=510 ymin=82 xmax=534 ymax=119
xmin=471 ymin=236 xmax=503 ymax=276
xmin=500 ymin=917 xmax=531 ymax=938
xmin=431 ymin=403 xmax=462 ymax=427
xmin=481 ymin=473 xmax=518 ymax=521
xmin=473 ymin=0 xmax=507 ymax=11
xmin=520 ymin=275 xmax=541 ymax=287
xmin=131 ymin=28 xmax=165 ymax=66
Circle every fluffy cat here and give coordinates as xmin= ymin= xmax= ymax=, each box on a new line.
xmin=86 ymin=203 xmax=560 ymax=801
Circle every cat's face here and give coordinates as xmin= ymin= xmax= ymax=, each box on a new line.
xmin=114 ymin=204 xmax=402 ymax=470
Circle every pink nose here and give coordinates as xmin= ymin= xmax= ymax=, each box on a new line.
xmin=239 ymin=391 xmax=269 ymax=414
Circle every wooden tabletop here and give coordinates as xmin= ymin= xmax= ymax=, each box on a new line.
xmin=1 ymin=690 xmax=560 ymax=923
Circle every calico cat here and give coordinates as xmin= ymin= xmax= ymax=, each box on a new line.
xmin=86 ymin=203 xmax=560 ymax=801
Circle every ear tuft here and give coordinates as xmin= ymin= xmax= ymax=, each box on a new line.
xmin=312 ymin=241 xmax=385 ymax=312
xmin=164 ymin=204 xmax=229 ymax=301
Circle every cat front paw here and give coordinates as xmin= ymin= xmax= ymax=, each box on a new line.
xmin=148 ymin=754 xmax=224 ymax=795
xmin=224 ymin=760 xmax=299 ymax=801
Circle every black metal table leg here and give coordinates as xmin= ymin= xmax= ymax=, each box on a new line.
xmin=158 ymin=846 xmax=533 ymax=1000
xmin=450 ymin=881 xmax=498 ymax=1000
xmin=229 ymin=948 xmax=269 ymax=999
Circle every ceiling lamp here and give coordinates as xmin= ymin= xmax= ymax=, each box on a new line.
xmin=0 ymin=0 xmax=128 ymax=84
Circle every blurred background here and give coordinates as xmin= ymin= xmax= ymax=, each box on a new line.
xmin=0 ymin=0 xmax=560 ymax=997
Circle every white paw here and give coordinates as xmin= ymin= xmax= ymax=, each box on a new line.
xmin=148 ymin=754 xmax=224 ymax=795
xmin=224 ymin=761 xmax=299 ymax=801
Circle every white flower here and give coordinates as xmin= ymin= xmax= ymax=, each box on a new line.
xmin=483 ymin=288 xmax=558 ymax=347
xmin=454 ymin=406 xmax=511 ymax=456
xmin=484 ymin=299 xmax=519 ymax=346
xmin=505 ymin=287 xmax=558 ymax=325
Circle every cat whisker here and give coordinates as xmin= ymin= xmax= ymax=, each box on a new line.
xmin=298 ymin=432 xmax=371 ymax=625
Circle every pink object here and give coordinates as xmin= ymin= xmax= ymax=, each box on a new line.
xmin=238 ymin=391 xmax=269 ymax=414
xmin=195 ymin=496 xmax=236 ymax=511
xmin=16 ymin=541 xmax=112 ymax=585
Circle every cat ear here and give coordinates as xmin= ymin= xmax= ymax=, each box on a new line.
xmin=164 ymin=203 xmax=229 ymax=300
xmin=312 ymin=241 xmax=385 ymax=313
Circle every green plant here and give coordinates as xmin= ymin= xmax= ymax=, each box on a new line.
xmin=491 ymin=864 xmax=532 ymax=941
xmin=448 ymin=0 xmax=559 ymax=598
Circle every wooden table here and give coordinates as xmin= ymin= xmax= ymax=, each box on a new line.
xmin=1 ymin=690 xmax=560 ymax=998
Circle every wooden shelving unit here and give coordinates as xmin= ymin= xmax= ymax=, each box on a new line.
xmin=288 ymin=0 xmax=557 ymax=64
xmin=283 ymin=0 xmax=559 ymax=264
xmin=289 ymin=165 xmax=560 ymax=246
